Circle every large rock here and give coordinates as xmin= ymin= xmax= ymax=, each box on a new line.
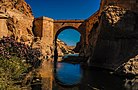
xmin=32 ymin=38 xmax=75 ymax=60
xmin=0 ymin=0 xmax=34 ymax=45
xmin=115 ymin=55 xmax=138 ymax=76
xmin=56 ymin=39 xmax=75 ymax=56
xmin=79 ymin=0 xmax=138 ymax=76
xmin=0 ymin=11 xmax=8 ymax=38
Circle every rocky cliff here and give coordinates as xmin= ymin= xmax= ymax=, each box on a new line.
xmin=79 ymin=0 xmax=138 ymax=75
xmin=32 ymin=37 xmax=75 ymax=59
xmin=0 ymin=0 xmax=75 ymax=60
xmin=56 ymin=39 xmax=75 ymax=56
xmin=0 ymin=0 xmax=34 ymax=45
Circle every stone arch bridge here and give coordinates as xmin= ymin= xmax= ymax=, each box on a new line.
xmin=34 ymin=16 xmax=87 ymax=47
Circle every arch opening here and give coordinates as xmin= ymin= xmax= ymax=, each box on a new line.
xmin=57 ymin=29 xmax=81 ymax=46
xmin=54 ymin=26 xmax=81 ymax=57
xmin=53 ymin=26 xmax=82 ymax=68
xmin=55 ymin=26 xmax=81 ymax=41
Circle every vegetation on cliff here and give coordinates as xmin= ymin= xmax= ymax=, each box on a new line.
xmin=0 ymin=36 xmax=42 ymax=89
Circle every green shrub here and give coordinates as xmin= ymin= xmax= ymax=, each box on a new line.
xmin=0 ymin=36 xmax=42 ymax=89
xmin=0 ymin=56 xmax=28 ymax=90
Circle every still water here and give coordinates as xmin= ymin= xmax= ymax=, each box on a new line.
xmin=36 ymin=55 xmax=138 ymax=90
xmin=55 ymin=62 xmax=82 ymax=85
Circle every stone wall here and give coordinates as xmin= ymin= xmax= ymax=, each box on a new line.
xmin=78 ymin=11 xmax=101 ymax=57
xmin=54 ymin=20 xmax=84 ymax=38
xmin=33 ymin=18 xmax=87 ymax=58
xmin=33 ymin=17 xmax=54 ymax=58
xmin=41 ymin=17 xmax=54 ymax=46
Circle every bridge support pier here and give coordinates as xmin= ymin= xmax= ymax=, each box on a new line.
xmin=34 ymin=16 xmax=54 ymax=57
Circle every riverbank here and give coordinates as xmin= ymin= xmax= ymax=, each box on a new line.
xmin=59 ymin=54 xmax=138 ymax=78
xmin=59 ymin=54 xmax=85 ymax=64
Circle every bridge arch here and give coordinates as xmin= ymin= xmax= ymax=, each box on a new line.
xmin=54 ymin=26 xmax=82 ymax=42
xmin=53 ymin=26 xmax=83 ymax=62
xmin=53 ymin=20 xmax=85 ymax=48
xmin=53 ymin=20 xmax=84 ymax=39
xmin=33 ymin=17 xmax=86 ymax=59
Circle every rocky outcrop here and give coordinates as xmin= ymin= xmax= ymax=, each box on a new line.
xmin=32 ymin=38 xmax=75 ymax=59
xmin=0 ymin=0 xmax=34 ymax=45
xmin=31 ymin=36 xmax=53 ymax=59
xmin=0 ymin=0 xmax=75 ymax=60
xmin=115 ymin=55 xmax=138 ymax=76
xmin=79 ymin=0 xmax=138 ymax=75
xmin=56 ymin=39 xmax=75 ymax=56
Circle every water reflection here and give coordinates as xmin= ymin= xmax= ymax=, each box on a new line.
xmin=53 ymin=55 xmax=138 ymax=90
xmin=79 ymin=68 xmax=138 ymax=90
xmin=55 ymin=62 xmax=82 ymax=85
xmin=34 ymin=54 xmax=138 ymax=90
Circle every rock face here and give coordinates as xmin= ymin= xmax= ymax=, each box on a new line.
xmin=116 ymin=55 xmax=138 ymax=75
xmin=0 ymin=0 xmax=34 ymax=45
xmin=0 ymin=0 xmax=137 ymax=75
xmin=56 ymin=39 xmax=75 ymax=56
xmin=0 ymin=0 xmax=75 ymax=59
xmin=79 ymin=0 xmax=138 ymax=75
xmin=32 ymin=38 xmax=75 ymax=59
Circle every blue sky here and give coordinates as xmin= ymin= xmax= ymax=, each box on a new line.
xmin=25 ymin=0 xmax=101 ymax=46
xmin=58 ymin=29 xmax=81 ymax=46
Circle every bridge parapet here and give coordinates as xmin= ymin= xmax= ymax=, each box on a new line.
xmin=54 ymin=20 xmax=84 ymax=23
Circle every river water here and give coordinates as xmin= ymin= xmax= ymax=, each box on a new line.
xmin=35 ymin=55 xmax=138 ymax=90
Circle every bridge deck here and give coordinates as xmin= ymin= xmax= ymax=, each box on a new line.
xmin=54 ymin=20 xmax=84 ymax=23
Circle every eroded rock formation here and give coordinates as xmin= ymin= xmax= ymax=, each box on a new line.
xmin=0 ymin=0 xmax=34 ymax=45
xmin=79 ymin=0 xmax=138 ymax=75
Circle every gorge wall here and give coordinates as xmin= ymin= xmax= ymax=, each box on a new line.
xmin=79 ymin=0 xmax=138 ymax=75
xmin=0 ymin=0 xmax=138 ymax=75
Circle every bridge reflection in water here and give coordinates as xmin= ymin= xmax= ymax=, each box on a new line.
xmin=37 ymin=55 xmax=138 ymax=90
